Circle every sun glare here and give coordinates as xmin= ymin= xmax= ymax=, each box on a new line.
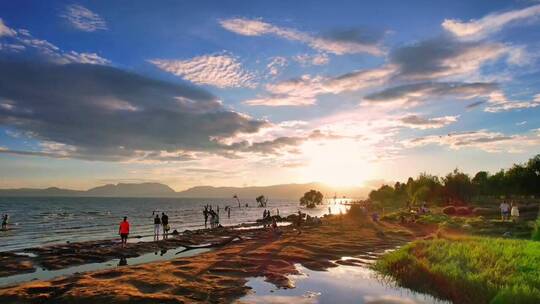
xmin=298 ymin=140 xmax=374 ymax=187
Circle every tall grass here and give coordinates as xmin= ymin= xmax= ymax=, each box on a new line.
xmin=374 ymin=236 xmax=540 ymax=303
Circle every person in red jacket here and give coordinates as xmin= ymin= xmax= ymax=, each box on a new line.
xmin=119 ymin=216 xmax=130 ymax=248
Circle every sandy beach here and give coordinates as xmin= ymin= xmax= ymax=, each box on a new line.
xmin=0 ymin=212 xmax=420 ymax=303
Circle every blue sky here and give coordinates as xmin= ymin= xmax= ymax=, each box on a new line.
xmin=0 ymin=1 xmax=539 ymax=190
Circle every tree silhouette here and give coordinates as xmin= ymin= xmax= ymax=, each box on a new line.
xmin=300 ymin=190 xmax=323 ymax=208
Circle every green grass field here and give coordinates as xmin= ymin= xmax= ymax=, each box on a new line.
xmin=374 ymin=236 xmax=540 ymax=303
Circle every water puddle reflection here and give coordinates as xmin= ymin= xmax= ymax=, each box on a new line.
xmin=238 ymin=264 xmax=448 ymax=304
xmin=0 ymin=247 xmax=209 ymax=287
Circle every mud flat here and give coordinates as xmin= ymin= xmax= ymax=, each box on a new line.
xmin=0 ymin=214 xmax=421 ymax=303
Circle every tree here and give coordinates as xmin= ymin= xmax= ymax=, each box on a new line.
xmin=256 ymin=195 xmax=268 ymax=207
xmin=472 ymin=171 xmax=489 ymax=195
xmin=300 ymin=190 xmax=323 ymax=208
xmin=443 ymin=169 xmax=474 ymax=203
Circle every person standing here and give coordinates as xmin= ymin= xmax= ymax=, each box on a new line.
xmin=500 ymin=200 xmax=510 ymax=221
xmin=118 ymin=217 xmax=130 ymax=248
xmin=153 ymin=214 xmax=161 ymax=241
xmin=161 ymin=212 xmax=169 ymax=239
xmin=1 ymin=214 xmax=8 ymax=231
xmin=203 ymin=207 xmax=209 ymax=227
xmin=511 ymin=202 xmax=520 ymax=222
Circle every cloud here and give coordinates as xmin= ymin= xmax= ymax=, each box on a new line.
xmin=364 ymin=82 xmax=497 ymax=106
xmin=390 ymin=36 xmax=522 ymax=80
xmin=149 ymin=53 xmax=256 ymax=88
xmin=220 ymin=18 xmax=383 ymax=56
xmin=483 ymin=92 xmax=540 ymax=112
xmin=245 ymin=65 xmax=395 ymax=106
xmin=293 ymin=53 xmax=329 ymax=66
xmin=267 ymin=56 xmax=287 ymax=76
xmin=403 ymin=130 xmax=540 ymax=153
xmin=442 ymin=4 xmax=540 ymax=40
xmin=0 ymin=19 xmax=109 ymax=65
xmin=0 ymin=18 xmax=16 ymax=37
xmin=61 ymin=4 xmax=108 ymax=32
xmin=0 ymin=60 xmax=266 ymax=161
xmin=399 ymin=114 xmax=459 ymax=129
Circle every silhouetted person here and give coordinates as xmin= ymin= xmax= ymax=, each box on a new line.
xmin=203 ymin=207 xmax=209 ymax=227
xmin=153 ymin=214 xmax=161 ymax=241
xmin=161 ymin=212 xmax=169 ymax=239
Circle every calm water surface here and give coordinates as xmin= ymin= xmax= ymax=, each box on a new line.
xmin=0 ymin=197 xmax=350 ymax=252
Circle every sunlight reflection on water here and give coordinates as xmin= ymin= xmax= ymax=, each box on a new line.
xmin=238 ymin=264 xmax=448 ymax=304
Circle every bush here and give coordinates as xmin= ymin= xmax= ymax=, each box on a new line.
xmin=442 ymin=206 xmax=456 ymax=215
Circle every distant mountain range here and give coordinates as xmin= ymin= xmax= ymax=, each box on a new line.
xmin=0 ymin=182 xmax=374 ymax=199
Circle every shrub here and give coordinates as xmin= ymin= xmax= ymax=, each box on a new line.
xmin=442 ymin=206 xmax=456 ymax=215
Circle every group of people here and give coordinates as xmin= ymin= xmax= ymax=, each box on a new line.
xmin=500 ymin=200 xmax=520 ymax=222
xmin=203 ymin=205 xmax=220 ymax=228
xmin=117 ymin=211 xmax=171 ymax=247
xmin=153 ymin=212 xmax=170 ymax=240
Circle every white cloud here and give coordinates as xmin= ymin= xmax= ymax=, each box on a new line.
xmin=61 ymin=4 xmax=108 ymax=32
xmin=62 ymin=51 xmax=111 ymax=65
xmin=267 ymin=56 xmax=287 ymax=76
xmin=294 ymin=53 xmax=330 ymax=66
xmin=484 ymin=92 xmax=540 ymax=112
xmin=150 ymin=53 xmax=256 ymax=88
xmin=220 ymin=18 xmax=383 ymax=56
xmin=0 ymin=18 xmax=16 ymax=37
xmin=399 ymin=115 xmax=459 ymax=129
xmin=443 ymin=4 xmax=540 ymax=40
xmin=0 ymin=19 xmax=109 ymax=65
xmin=245 ymin=65 xmax=395 ymax=106
xmin=403 ymin=130 xmax=540 ymax=153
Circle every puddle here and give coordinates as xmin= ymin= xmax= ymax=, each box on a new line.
xmin=238 ymin=264 xmax=448 ymax=304
xmin=0 ymin=247 xmax=209 ymax=287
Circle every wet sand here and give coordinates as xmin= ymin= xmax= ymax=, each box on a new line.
xmin=0 ymin=214 xmax=421 ymax=303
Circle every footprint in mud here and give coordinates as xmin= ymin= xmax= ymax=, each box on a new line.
xmin=126 ymin=280 xmax=171 ymax=294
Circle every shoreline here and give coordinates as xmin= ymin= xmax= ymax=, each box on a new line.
xmin=0 ymin=217 xmax=289 ymax=281
xmin=0 ymin=213 xmax=423 ymax=303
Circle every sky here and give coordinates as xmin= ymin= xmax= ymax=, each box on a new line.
xmin=0 ymin=0 xmax=540 ymax=191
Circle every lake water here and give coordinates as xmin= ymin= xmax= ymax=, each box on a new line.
xmin=0 ymin=197 xmax=350 ymax=252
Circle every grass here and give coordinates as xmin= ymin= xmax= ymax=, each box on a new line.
xmin=383 ymin=210 xmax=534 ymax=239
xmin=374 ymin=236 xmax=540 ymax=303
